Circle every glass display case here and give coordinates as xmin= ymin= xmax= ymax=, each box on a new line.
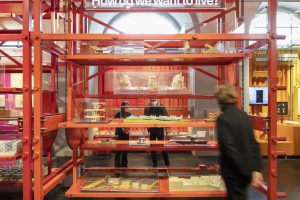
xmin=81 ymin=169 xmax=159 ymax=193
xmin=104 ymin=70 xmax=192 ymax=95
xmin=79 ymin=167 xmax=225 ymax=194
xmin=168 ymin=167 xmax=225 ymax=192
xmin=74 ymin=99 xmax=192 ymax=122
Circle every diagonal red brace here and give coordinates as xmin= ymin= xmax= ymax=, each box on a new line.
xmin=190 ymin=66 xmax=221 ymax=81
xmin=0 ymin=49 xmax=22 ymax=67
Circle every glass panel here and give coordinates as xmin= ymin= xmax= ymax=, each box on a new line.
xmin=105 ymin=70 xmax=192 ymax=95
xmin=81 ymin=169 xmax=159 ymax=193
xmin=168 ymin=168 xmax=225 ymax=192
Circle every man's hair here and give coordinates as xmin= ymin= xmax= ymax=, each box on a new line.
xmin=215 ymin=84 xmax=237 ymax=104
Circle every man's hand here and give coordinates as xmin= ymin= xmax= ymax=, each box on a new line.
xmin=251 ymin=171 xmax=264 ymax=188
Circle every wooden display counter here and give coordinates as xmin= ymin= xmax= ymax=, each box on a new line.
xmin=257 ymin=123 xmax=300 ymax=156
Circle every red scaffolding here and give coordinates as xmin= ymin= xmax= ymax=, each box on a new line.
xmin=0 ymin=0 xmax=288 ymax=200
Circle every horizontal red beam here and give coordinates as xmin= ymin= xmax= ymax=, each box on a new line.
xmin=95 ymin=41 xmax=216 ymax=48
xmin=0 ymin=68 xmax=63 ymax=73
xmin=0 ymin=30 xmax=22 ymax=34
xmin=0 ymin=3 xmax=23 ymax=15
xmin=0 ymin=153 xmax=22 ymax=161
xmin=0 ymin=34 xmax=23 ymax=41
xmin=60 ymin=53 xmax=246 ymax=66
xmin=40 ymin=33 xmax=271 ymax=41
xmin=80 ymin=94 xmax=216 ymax=99
xmin=0 ymin=87 xmax=23 ymax=94
xmin=0 ymin=182 xmax=23 ymax=187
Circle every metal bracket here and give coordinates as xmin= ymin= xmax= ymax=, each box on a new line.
xmin=33 ymin=137 xmax=39 ymax=144
xmin=41 ymin=127 xmax=48 ymax=132
xmin=23 ymin=137 xmax=29 ymax=144
xmin=272 ymin=151 xmax=286 ymax=159
xmin=32 ymin=153 xmax=39 ymax=159
xmin=33 ymin=86 xmax=39 ymax=91
xmin=272 ymin=136 xmax=286 ymax=144
xmin=23 ymin=153 xmax=28 ymax=159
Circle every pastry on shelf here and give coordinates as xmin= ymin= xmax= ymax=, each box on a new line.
xmin=203 ymin=44 xmax=220 ymax=54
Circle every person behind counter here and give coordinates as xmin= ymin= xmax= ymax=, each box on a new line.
xmin=215 ymin=84 xmax=263 ymax=200
xmin=114 ymin=101 xmax=131 ymax=167
xmin=144 ymin=99 xmax=170 ymax=167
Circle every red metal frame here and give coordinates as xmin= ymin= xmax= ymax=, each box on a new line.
xmin=267 ymin=1 xmax=283 ymax=200
xmin=0 ymin=1 xmax=71 ymax=200
xmin=0 ymin=0 xmax=285 ymax=199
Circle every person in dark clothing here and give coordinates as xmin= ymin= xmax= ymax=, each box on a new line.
xmin=144 ymin=99 xmax=170 ymax=167
xmin=215 ymin=84 xmax=263 ymax=200
xmin=114 ymin=101 xmax=131 ymax=167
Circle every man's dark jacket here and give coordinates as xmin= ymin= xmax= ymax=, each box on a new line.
xmin=216 ymin=104 xmax=261 ymax=183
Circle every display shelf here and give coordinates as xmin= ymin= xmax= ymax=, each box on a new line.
xmin=0 ymin=88 xmax=23 ymax=94
xmin=60 ymin=120 xmax=215 ymax=128
xmin=66 ymin=178 xmax=226 ymax=198
xmin=0 ymin=153 xmax=22 ymax=161
xmin=59 ymin=53 xmax=246 ymax=66
xmin=82 ymin=141 xmax=218 ymax=152
xmin=0 ymin=181 xmax=23 ymax=186
xmin=81 ymin=94 xmax=216 ymax=99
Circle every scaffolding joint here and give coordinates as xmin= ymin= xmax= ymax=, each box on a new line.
xmin=33 ymin=137 xmax=39 ymax=144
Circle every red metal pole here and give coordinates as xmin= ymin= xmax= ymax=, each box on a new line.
xmin=235 ymin=0 xmax=240 ymax=24
xmin=85 ymin=66 xmax=89 ymax=96
xmin=47 ymin=151 xmax=52 ymax=175
xmin=51 ymin=55 xmax=57 ymax=113
xmin=67 ymin=0 xmax=74 ymax=121
xmin=22 ymin=0 xmax=33 ymax=200
xmin=268 ymin=1 xmax=278 ymax=200
xmin=33 ymin=0 xmax=44 ymax=199
xmin=72 ymin=6 xmax=78 ymax=92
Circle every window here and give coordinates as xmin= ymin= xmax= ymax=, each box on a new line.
xmin=106 ymin=13 xmax=180 ymax=34
xmin=249 ymin=11 xmax=300 ymax=47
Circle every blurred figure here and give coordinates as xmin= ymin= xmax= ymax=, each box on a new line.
xmin=114 ymin=101 xmax=131 ymax=167
xmin=144 ymin=99 xmax=170 ymax=167
xmin=215 ymin=84 xmax=263 ymax=200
